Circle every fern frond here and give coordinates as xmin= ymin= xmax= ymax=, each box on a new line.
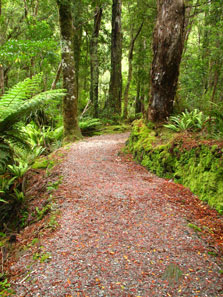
xmin=0 ymin=73 xmax=43 ymax=120
xmin=0 ymin=89 xmax=66 ymax=133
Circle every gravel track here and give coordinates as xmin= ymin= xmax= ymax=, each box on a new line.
xmin=11 ymin=133 xmax=223 ymax=296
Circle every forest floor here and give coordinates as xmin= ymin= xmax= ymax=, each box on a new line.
xmin=6 ymin=133 xmax=223 ymax=296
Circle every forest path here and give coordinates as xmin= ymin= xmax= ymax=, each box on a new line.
xmin=12 ymin=133 xmax=223 ymax=296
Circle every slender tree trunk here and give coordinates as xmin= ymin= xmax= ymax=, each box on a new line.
xmin=73 ymin=27 xmax=82 ymax=97
xmin=56 ymin=0 xmax=82 ymax=141
xmin=34 ymin=0 xmax=39 ymax=17
xmin=107 ymin=0 xmax=122 ymax=115
xmin=51 ymin=61 xmax=62 ymax=90
xmin=0 ymin=1 xmax=3 ymax=96
xmin=123 ymin=22 xmax=143 ymax=119
xmin=0 ymin=64 xmax=4 ymax=96
xmin=148 ymin=0 xmax=185 ymax=122
xmin=90 ymin=6 xmax=102 ymax=118
xmin=73 ymin=0 xmax=83 ymax=98
xmin=211 ymin=66 xmax=220 ymax=102
xmin=135 ymin=80 xmax=141 ymax=114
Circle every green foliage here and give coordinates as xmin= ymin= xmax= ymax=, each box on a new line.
xmin=35 ymin=204 xmax=52 ymax=221
xmin=0 ymin=174 xmax=26 ymax=229
xmin=126 ymin=120 xmax=223 ymax=213
xmin=204 ymin=105 xmax=223 ymax=139
xmin=33 ymin=251 xmax=52 ymax=263
xmin=0 ymin=74 xmax=42 ymax=118
xmin=0 ymin=74 xmax=65 ymax=230
xmin=7 ymin=162 xmax=29 ymax=178
xmin=47 ymin=178 xmax=62 ymax=193
xmin=164 ymin=109 xmax=208 ymax=132
xmin=0 ymin=277 xmax=15 ymax=296
xmin=79 ymin=118 xmax=102 ymax=135
xmin=179 ymin=1 xmax=223 ymax=114
xmin=0 ymin=74 xmax=66 ymax=174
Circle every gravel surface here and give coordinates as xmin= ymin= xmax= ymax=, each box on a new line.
xmin=11 ymin=133 xmax=223 ymax=296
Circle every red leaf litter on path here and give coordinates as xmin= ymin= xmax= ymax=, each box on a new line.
xmin=9 ymin=133 xmax=223 ymax=296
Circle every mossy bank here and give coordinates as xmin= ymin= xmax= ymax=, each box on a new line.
xmin=126 ymin=120 xmax=223 ymax=214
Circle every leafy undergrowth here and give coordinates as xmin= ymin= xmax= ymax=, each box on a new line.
xmin=79 ymin=117 xmax=130 ymax=136
xmin=0 ymin=146 xmax=70 ymax=295
xmin=126 ymin=119 xmax=223 ymax=213
xmin=93 ymin=123 xmax=131 ymax=136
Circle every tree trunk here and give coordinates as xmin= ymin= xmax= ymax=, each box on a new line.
xmin=90 ymin=6 xmax=102 ymax=118
xmin=56 ymin=0 xmax=82 ymax=141
xmin=0 ymin=64 xmax=4 ymax=96
xmin=73 ymin=0 xmax=83 ymax=98
xmin=148 ymin=0 xmax=185 ymax=122
xmin=123 ymin=22 xmax=143 ymax=119
xmin=107 ymin=0 xmax=122 ymax=115
xmin=135 ymin=80 xmax=141 ymax=114
xmin=51 ymin=62 xmax=62 ymax=90
xmin=211 ymin=68 xmax=220 ymax=102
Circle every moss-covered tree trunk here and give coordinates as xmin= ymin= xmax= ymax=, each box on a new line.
xmin=73 ymin=0 xmax=83 ymax=98
xmin=90 ymin=6 xmax=102 ymax=118
xmin=148 ymin=0 xmax=185 ymax=122
xmin=107 ymin=0 xmax=122 ymax=115
xmin=56 ymin=0 xmax=82 ymax=141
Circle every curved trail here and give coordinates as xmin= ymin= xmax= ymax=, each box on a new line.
xmin=12 ymin=133 xmax=223 ymax=296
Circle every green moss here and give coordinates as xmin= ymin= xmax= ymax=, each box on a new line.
xmin=126 ymin=120 xmax=223 ymax=214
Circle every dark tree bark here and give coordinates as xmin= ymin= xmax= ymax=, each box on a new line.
xmin=107 ymin=0 xmax=122 ymax=115
xmin=90 ymin=6 xmax=103 ymax=118
xmin=135 ymin=81 xmax=145 ymax=116
xmin=56 ymin=0 xmax=82 ymax=141
xmin=148 ymin=0 xmax=185 ymax=122
xmin=123 ymin=21 xmax=144 ymax=119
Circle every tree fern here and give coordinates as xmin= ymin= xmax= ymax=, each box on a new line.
xmin=0 ymin=73 xmax=43 ymax=119
xmin=0 ymin=74 xmax=66 ymax=174
xmin=0 ymin=89 xmax=66 ymax=132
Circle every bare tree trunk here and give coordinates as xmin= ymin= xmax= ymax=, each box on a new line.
xmin=107 ymin=0 xmax=122 ymax=115
xmin=123 ymin=21 xmax=143 ymax=119
xmin=90 ymin=6 xmax=102 ymax=118
xmin=56 ymin=0 xmax=82 ymax=141
xmin=148 ymin=0 xmax=185 ymax=122
xmin=51 ymin=62 xmax=62 ymax=90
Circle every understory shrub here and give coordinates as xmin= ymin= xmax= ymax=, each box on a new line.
xmin=164 ymin=109 xmax=208 ymax=132
xmin=126 ymin=120 xmax=223 ymax=213
xmin=0 ymin=74 xmax=65 ymax=230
